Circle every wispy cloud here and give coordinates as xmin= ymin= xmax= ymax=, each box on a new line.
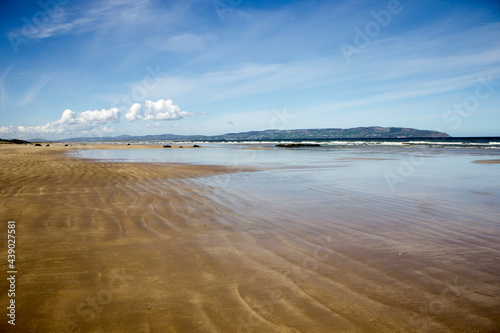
xmin=149 ymin=33 xmax=208 ymax=52
xmin=142 ymin=59 xmax=342 ymax=104
xmin=17 ymin=77 xmax=51 ymax=107
xmin=10 ymin=0 xmax=151 ymax=40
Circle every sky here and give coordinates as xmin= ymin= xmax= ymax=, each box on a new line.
xmin=0 ymin=0 xmax=499 ymax=140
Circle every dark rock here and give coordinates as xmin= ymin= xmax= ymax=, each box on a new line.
xmin=276 ymin=143 xmax=321 ymax=148
xmin=193 ymin=144 xmax=200 ymax=148
xmin=35 ymin=143 xmax=42 ymax=146
xmin=163 ymin=145 xmax=171 ymax=148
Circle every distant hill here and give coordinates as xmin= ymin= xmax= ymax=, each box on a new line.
xmin=32 ymin=127 xmax=450 ymax=142
xmin=204 ymin=127 xmax=450 ymax=141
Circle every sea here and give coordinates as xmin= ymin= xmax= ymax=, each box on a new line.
xmin=71 ymin=137 xmax=500 ymax=227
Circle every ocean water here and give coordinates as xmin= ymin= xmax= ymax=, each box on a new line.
xmin=72 ymin=144 xmax=500 ymax=226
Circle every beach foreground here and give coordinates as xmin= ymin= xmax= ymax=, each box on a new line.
xmin=0 ymin=145 xmax=499 ymax=332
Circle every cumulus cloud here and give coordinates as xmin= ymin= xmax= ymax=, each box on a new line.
xmin=78 ymin=108 xmax=120 ymax=124
xmin=54 ymin=107 xmax=120 ymax=128
xmin=0 ymin=125 xmax=14 ymax=134
xmin=125 ymin=99 xmax=192 ymax=122
xmin=125 ymin=103 xmax=143 ymax=121
xmin=2 ymin=108 xmax=120 ymax=138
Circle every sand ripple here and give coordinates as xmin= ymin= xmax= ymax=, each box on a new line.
xmin=0 ymin=145 xmax=499 ymax=332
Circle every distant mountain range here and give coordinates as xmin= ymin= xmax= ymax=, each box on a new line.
xmin=31 ymin=127 xmax=450 ymax=142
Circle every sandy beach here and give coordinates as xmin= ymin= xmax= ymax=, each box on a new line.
xmin=1 ymin=144 xmax=499 ymax=332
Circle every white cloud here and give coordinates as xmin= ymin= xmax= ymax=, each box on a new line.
xmin=53 ymin=107 xmax=120 ymax=127
xmin=125 ymin=103 xmax=142 ymax=121
xmin=0 ymin=125 xmax=15 ymax=134
xmin=3 ymin=108 xmax=120 ymax=138
xmin=125 ymin=99 xmax=192 ymax=121
xmin=100 ymin=126 xmax=115 ymax=133
xmin=60 ymin=109 xmax=77 ymax=124
xmin=9 ymin=0 xmax=150 ymax=40
xmin=78 ymin=108 xmax=120 ymax=124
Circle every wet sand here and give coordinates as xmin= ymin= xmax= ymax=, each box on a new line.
xmin=0 ymin=145 xmax=499 ymax=332
xmin=473 ymin=159 xmax=500 ymax=164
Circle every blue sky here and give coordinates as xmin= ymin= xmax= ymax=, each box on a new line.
xmin=0 ymin=0 xmax=499 ymax=139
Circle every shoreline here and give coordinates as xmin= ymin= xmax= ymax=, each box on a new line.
xmin=1 ymin=144 xmax=499 ymax=332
